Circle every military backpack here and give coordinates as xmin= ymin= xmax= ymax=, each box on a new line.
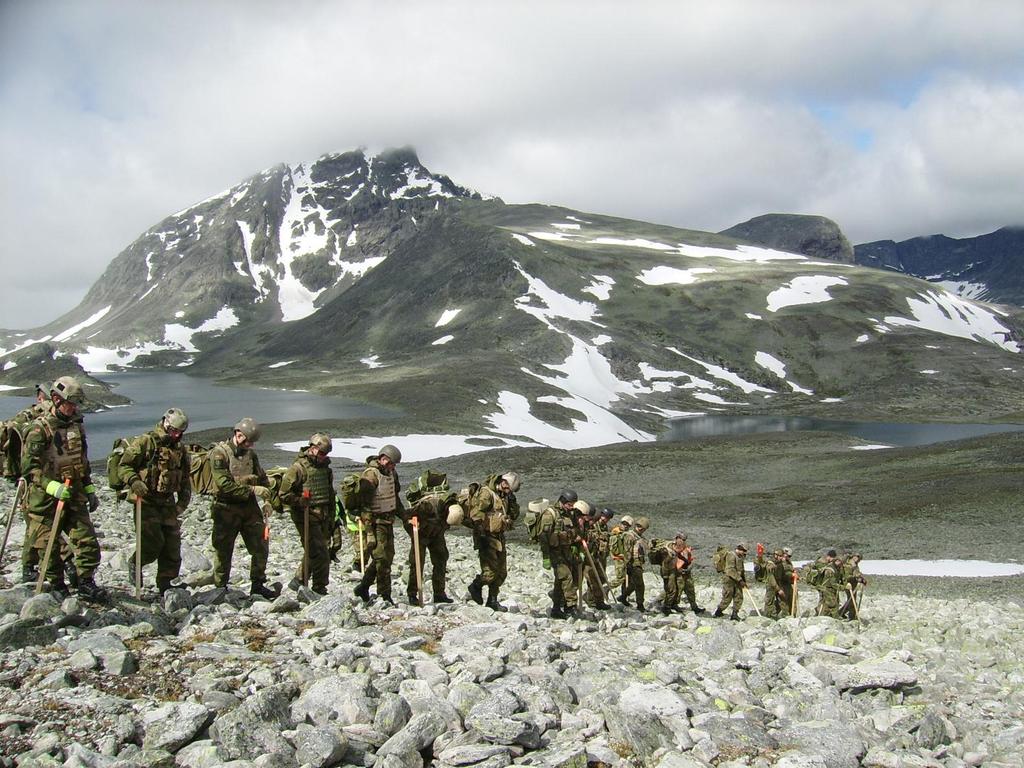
xmin=338 ymin=471 xmax=367 ymax=514
xmin=609 ymin=526 xmax=630 ymax=559
xmin=648 ymin=538 xmax=670 ymax=565
xmin=188 ymin=443 xmax=218 ymax=495
xmin=753 ymin=556 xmax=768 ymax=582
xmin=712 ymin=545 xmax=728 ymax=573
xmin=455 ymin=483 xmax=481 ymax=529
xmin=105 ymin=437 xmax=132 ymax=498
xmin=524 ymin=498 xmax=548 ymax=543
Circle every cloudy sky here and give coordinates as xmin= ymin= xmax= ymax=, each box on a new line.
xmin=1 ymin=0 xmax=1023 ymax=329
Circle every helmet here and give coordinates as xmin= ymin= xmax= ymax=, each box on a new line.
xmin=634 ymin=516 xmax=650 ymax=532
xmin=309 ymin=432 xmax=332 ymax=453
xmin=737 ymin=542 xmax=748 ymax=552
xmin=675 ymin=531 xmax=687 ymax=541
xmin=379 ymin=444 xmax=402 ymax=463
xmin=35 ymin=382 xmax=49 ymax=394
xmin=620 ymin=515 xmax=634 ymax=527
xmin=162 ymin=407 xmax=189 ymax=432
xmin=557 ymin=489 xmax=578 ymax=505
xmin=234 ymin=417 xmax=261 ymax=442
xmin=572 ymin=500 xmax=592 ymax=516
xmin=527 ymin=498 xmax=549 ymax=514
xmin=500 ymin=472 xmax=521 ymax=492
xmin=782 ymin=547 xmax=793 ymax=556
xmin=599 ymin=507 xmax=614 ymax=519
xmin=51 ymin=376 xmax=85 ymax=404
xmin=446 ymin=503 xmax=465 ymax=527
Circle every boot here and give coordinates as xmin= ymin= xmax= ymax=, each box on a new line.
xmin=713 ymin=608 xmax=724 ymax=618
xmin=549 ymin=606 xmax=567 ymax=620
xmin=64 ymin=558 xmax=79 ymax=589
xmin=434 ymin=593 xmax=454 ymax=603
xmin=593 ymin=600 xmax=611 ymax=610
xmin=250 ymin=583 xmax=280 ymax=600
xmin=378 ymin=594 xmax=396 ymax=607
xmin=46 ymin=578 xmax=70 ymax=599
xmin=486 ymin=586 xmax=508 ymax=612
xmin=77 ymin=576 xmax=108 ymax=602
xmin=467 ymin=576 xmax=484 ymax=605
xmin=156 ymin=577 xmax=173 ymax=594
xmin=729 ymin=611 xmax=740 ymax=621
xmin=690 ymin=603 xmax=706 ymax=614
xmin=407 ymin=593 xmax=422 ymax=607
xmin=354 ymin=572 xmax=373 ymax=603
xmin=21 ymin=566 xmax=38 ymax=584
xmin=661 ymin=605 xmax=673 ymax=616
xmin=311 ymin=585 xmax=328 ymax=596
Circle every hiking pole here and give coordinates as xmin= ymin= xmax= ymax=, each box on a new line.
xmin=848 ymin=585 xmax=861 ymax=621
xmin=134 ymin=497 xmax=142 ymax=600
xmin=791 ymin=572 xmax=798 ymax=617
xmin=357 ymin=518 xmax=366 ymax=572
xmin=411 ymin=516 xmax=423 ymax=605
xmin=36 ymin=480 xmax=71 ymax=595
xmin=302 ymin=490 xmax=311 ymax=587
xmin=0 ymin=478 xmax=25 ymax=568
xmin=581 ymin=539 xmax=613 ymax=600
xmin=742 ymin=585 xmax=762 ymax=617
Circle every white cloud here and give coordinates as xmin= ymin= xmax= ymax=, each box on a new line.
xmin=2 ymin=2 xmax=1023 ymax=328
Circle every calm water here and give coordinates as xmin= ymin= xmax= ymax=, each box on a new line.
xmin=0 ymin=371 xmax=396 ymax=454
xmin=660 ymin=415 xmax=1024 ymax=448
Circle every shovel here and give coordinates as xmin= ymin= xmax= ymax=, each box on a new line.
xmin=36 ymin=480 xmax=71 ymax=595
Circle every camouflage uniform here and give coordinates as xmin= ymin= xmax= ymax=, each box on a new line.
xmin=619 ymin=528 xmax=647 ymax=610
xmin=776 ymin=553 xmax=795 ymax=617
xmin=714 ymin=547 xmax=747 ymax=618
xmin=756 ymin=551 xmax=787 ymax=618
xmin=279 ymin=447 xmax=335 ymax=593
xmin=404 ymin=491 xmax=452 ymax=604
xmin=593 ymin=516 xmax=611 ymax=580
xmin=467 ymin=475 xmax=518 ymax=609
xmin=815 ymin=561 xmax=842 ymax=618
xmin=839 ymin=557 xmax=866 ymax=619
xmin=354 ymin=457 xmax=402 ymax=603
xmin=606 ymin=523 xmax=631 ymax=589
xmin=5 ymin=399 xmax=62 ymax=578
xmin=20 ymin=404 xmax=101 ymax=589
xmin=118 ymin=421 xmax=191 ymax=590
xmin=579 ymin=514 xmax=607 ymax=607
xmin=209 ymin=439 xmax=270 ymax=590
xmin=539 ymin=503 xmax=581 ymax=615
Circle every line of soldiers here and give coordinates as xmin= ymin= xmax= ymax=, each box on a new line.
xmin=0 ymin=379 xmax=867 ymax=621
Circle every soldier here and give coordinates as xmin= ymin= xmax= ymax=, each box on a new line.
xmin=660 ymin=533 xmax=703 ymax=615
xmin=776 ymin=547 xmax=795 ymax=617
xmin=593 ymin=507 xmax=613 ymax=585
xmin=279 ymin=433 xmax=335 ymax=595
xmin=713 ymin=542 xmax=748 ymax=620
xmin=208 ymin=418 xmax=278 ymax=598
xmin=839 ymin=553 xmax=867 ymax=619
xmin=618 ymin=515 xmax=649 ymax=611
xmin=758 ymin=548 xmax=789 ymax=618
xmin=607 ymin=514 xmax=634 ymax=592
xmin=20 ymin=377 xmax=106 ymax=600
xmin=118 ymin=408 xmax=191 ymax=594
xmin=467 ymin=472 xmax=520 ymax=611
xmin=816 ymin=555 xmax=843 ymax=618
xmin=353 ymin=444 xmax=403 ymax=605
xmin=5 ymin=383 xmax=62 ymax=584
xmin=538 ymin=489 xmax=582 ymax=619
xmin=577 ymin=502 xmax=610 ymax=609
xmin=404 ymin=470 xmax=459 ymax=605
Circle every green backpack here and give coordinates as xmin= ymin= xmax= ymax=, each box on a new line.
xmin=712 ymin=545 xmax=728 ymax=573
xmin=188 ymin=443 xmax=218 ymax=496
xmin=338 ymin=472 xmax=366 ymax=514
xmin=648 ymin=538 xmax=670 ymax=565
xmin=524 ymin=498 xmax=549 ymax=543
xmin=105 ymin=437 xmax=132 ymax=496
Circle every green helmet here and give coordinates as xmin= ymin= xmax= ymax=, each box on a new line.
xmin=501 ymin=471 xmax=521 ymax=492
xmin=162 ymin=407 xmax=189 ymax=432
xmin=234 ymin=417 xmax=261 ymax=442
xmin=406 ymin=470 xmax=448 ymax=503
xmin=309 ymin=432 xmax=332 ymax=453
xmin=379 ymin=444 xmax=402 ymax=463
xmin=51 ymin=376 xmax=84 ymax=404
xmin=634 ymin=516 xmax=650 ymax=532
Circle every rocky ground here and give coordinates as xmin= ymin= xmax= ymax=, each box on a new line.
xmin=1 ymin=479 xmax=1023 ymax=768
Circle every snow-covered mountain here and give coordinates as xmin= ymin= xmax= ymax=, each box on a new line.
xmin=1 ymin=148 xmax=1021 ymax=446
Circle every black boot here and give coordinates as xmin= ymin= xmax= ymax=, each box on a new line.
xmin=486 ymin=586 xmax=508 ymax=612
xmin=354 ymin=573 xmax=372 ymax=603
xmin=729 ymin=611 xmax=741 ymax=621
xmin=156 ymin=578 xmax=173 ymax=594
xmin=407 ymin=592 xmax=422 ymax=607
xmin=21 ymin=566 xmax=38 ymax=584
xmin=550 ymin=605 xmax=567 ymax=619
xmin=713 ymin=608 xmax=724 ymax=618
xmin=661 ymin=605 xmax=673 ymax=616
xmin=467 ymin=576 xmax=484 ymax=605
xmin=434 ymin=593 xmax=454 ymax=603
xmin=691 ymin=603 xmax=706 ymax=614
xmin=250 ymin=583 xmax=280 ymax=600
xmin=77 ymin=576 xmax=108 ymax=601
xmin=46 ymin=578 xmax=70 ymax=599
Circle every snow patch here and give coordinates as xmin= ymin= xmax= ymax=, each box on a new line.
xmin=276 ymin=163 xmax=330 ymax=321
xmin=268 ymin=360 xmax=295 ymax=369
xmin=391 ymin=166 xmax=454 ymax=199
xmin=552 ymin=222 xmax=581 ymax=231
xmin=591 ymin=334 xmax=613 ymax=346
xmin=884 ymin=290 xmax=1020 ymax=352
xmin=746 ymin=313 xmax=762 ymax=320
xmin=754 ymin=351 xmax=787 ymax=379
xmin=582 ymin=275 xmax=615 ymax=300
xmin=279 ymin=433 xmax=537 ymax=462
xmin=638 ymin=266 xmax=715 ymax=286
xmin=435 ymin=309 xmax=461 ymax=328
xmin=432 ymin=335 xmax=454 ymax=346
xmin=513 ymin=262 xmax=601 ymax=328
xmin=767 ymin=276 xmax=848 ymax=312
xmin=668 ymin=348 xmax=774 ymax=394
xmin=361 ymin=355 xmax=383 ymax=369
xmin=162 ymin=307 xmax=239 ymax=353
xmin=511 ymin=233 xmax=535 ymax=247
xmin=52 ymin=306 xmax=112 ymax=343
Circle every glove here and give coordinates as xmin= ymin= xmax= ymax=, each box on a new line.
xmin=130 ymin=479 xmax=148 ymax=498
xmin=45 ymin=481 xmax=71 ymax=501
xmin=542 ymin=557 xmax=551 ymax=569
xmin=239 ymin=474 xmax=260 ymax=486
xmin=87 ymin=493 xmax=99 ymax=513
xmin=252 ymin=485 xmax=271 ymax=501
